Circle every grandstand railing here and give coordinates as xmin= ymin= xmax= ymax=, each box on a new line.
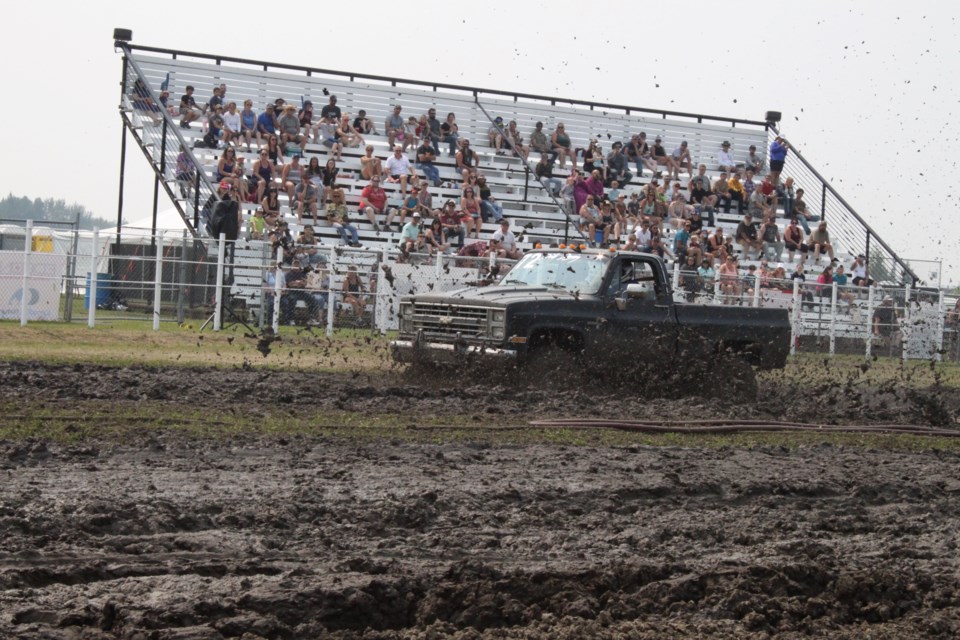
xmin=767 ymin=126 xmax=920 ymax=286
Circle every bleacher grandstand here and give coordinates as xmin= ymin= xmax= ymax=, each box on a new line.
xmin=115 ymin=37 xmax=925 ymax=332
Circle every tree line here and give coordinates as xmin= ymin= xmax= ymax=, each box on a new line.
xmin=0 ymin=194 xmax=113 ymax=230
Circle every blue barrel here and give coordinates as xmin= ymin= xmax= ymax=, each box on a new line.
xmin=85 ymin=273 xmax=113 ymax=310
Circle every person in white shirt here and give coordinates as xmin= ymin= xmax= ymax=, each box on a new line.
xmin=222 ymin=102 xmax=242 ymax=146
xmin=492 ymin=219 xmax=522 ymax=260
xmin=633 ymin=221 xmax=653 ymax=251
xmin=384 ymin=146 xmax=417 ymax=197
xmin=717 ymin=141 xmax=735 ymax=172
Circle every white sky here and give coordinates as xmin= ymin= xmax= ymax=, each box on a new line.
xmin=2 ymin=1 xmax=958 ymax=284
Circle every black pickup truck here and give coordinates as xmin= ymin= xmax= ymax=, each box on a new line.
xmin=391 ymin=248 xmax=791 ymax=372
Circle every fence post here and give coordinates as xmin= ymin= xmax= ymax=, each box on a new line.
xmin=865 ymin=286 xmax=875 ymax=358
xmin=902 ymin=283 xmax=911 ymax=361
xmin=672 ymin=262 xmax=680 ymax=291
xmin=176 ymin=230 xmax=187 ymax=324
xmin=20 ymin=221 xmax=33 ymax=326
xmin=272 ymin=246 xmax=283 ymax=332
xmin=790 ymin=278 xmax=799 ymax=356
xmin=713 ymin=274 xmax=721 ymax=304
xmin=376 ymin=250 xmax=388 ymax=335
xmin=88 ymin=229 xmax=99 ymax=329
xmin=829 ymin=282 xmax=838 ymax=356
xmin=326 ymin=246 xmax=336 ymax=337
xmin=935 ymin=290 xmax=945 ymax=363
xmin=435 ymin=250 xmax=443 ymax=279
xmin=152 ymin=234 xmax=164 ymax=331
xmin=214 ymin=233 xmax=226 ymax=331
xmin=753 ymin=274 xmax=761 ymax=308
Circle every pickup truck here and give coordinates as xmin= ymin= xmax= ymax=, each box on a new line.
xmin=390 ymin=248 xmax=791 ymax=374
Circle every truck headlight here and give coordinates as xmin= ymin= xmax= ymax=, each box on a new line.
xmin=491 ymin=325 xmax=505 ymax=340
xmin=399 ymin=304 xmax=413 ymax=333
xmin=491 ymin=310 xmax=505 ymax=324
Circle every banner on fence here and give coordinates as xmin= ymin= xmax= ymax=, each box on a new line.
xmin=0 ymin=251 xmax=67 ymax=321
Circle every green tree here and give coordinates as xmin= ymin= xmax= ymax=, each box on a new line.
xmin=0 ymin=193 xmax=113 ymax=230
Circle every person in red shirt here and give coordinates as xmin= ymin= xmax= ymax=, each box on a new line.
xmin=358 ymin=177 xmax=397 ymax=232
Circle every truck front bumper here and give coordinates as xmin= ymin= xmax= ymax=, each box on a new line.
xmin=390 ymin=333 xmax=517 ymax=365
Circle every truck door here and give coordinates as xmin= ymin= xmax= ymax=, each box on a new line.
xmin=602 ymin=257 xmax=677 ymax=363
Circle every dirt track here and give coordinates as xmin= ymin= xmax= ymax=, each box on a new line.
xmin=1 ymin=361 xmax=960 ymax=638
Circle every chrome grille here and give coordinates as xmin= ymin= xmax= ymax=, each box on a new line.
xmin=409 ymin=302 xmax=492 ymax=338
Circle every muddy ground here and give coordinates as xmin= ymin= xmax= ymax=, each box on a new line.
xmin=1 ymin=361 xmax=960 ymax=638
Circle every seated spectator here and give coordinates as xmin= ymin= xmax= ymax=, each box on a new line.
xmin=328 ymin=187 xmax=361 ymax=247
xmin=416 ymin=141 xmax=442 ymax=187
xmin=320 ymin=94 xmax=340 ymax=121
xmin=220 ymin=102 xmax=242 ymax=146
xmin=492 ymin=219 xmax=522 ymax=260
xmin=474 ymin=176 xmax=503 ymax=223
xmin=727 ymin=172 xmax=746 ymax=214
xmin=304 ymin=155 xmax=324 ymax=193
xmin=337 ymin=115 xmax=364 ymax=149
xmin=455 ymin=139 xmax=479 ymax=184
xmin=319 ymin=158 xmax=339 ymax=207
xmin=341 ymin=267 xmax=368 ymax=319
xmin=216 ymin=147 xmax=246 ymax=197
xmin=698 ymin=259 xmax=716 ymax=289
xmin=488 ymin=116 xmax=507 ymax=155
xmin=202 ymin=105 xmax=225 ymax=149
xmin=717 ymin=140 xmax=735 ymax=172
xmin=760 ymin=216 xmax=784 ymax=262
xmin=807 ymin=221 xmax=834 ymax=263
xmin=778 ymin=176 xmax=796 ymax=219
xmin=742 ymin=168 xmax=757 ymax=200
xmin=648 ymin=235 xmax=674 ymax=262
xmin=535 ymin=154 xmax=563 ymax=195
xmin=671 ymin=140 xmax=694 ymax=178
xmin=551 ymin=123 xmax=576 ymax=170
xmin=783 ymin=217 xmax=808 ymax=263
xmin=579 ymin=195 xmax=603 ymax=246
xmin=385 ymin=105 xmax=404 ymax=149
xmin=423 ymin=217 xmax=450 ymax=255
xmin=254 ymin=104 xmax=277 ymax=149
xmin=384 ymin=146 xmax=417 ymax=198
xmin=398 ymin=212 xmax=426 ymax=257
xmin=416 ymin=182 xmax=434 ymax=216
xmin=360 ymin=145 xmax=383 ymax=181
xmin=252 ymin=149 xmax=277 ymax=202
xmin=440 ymin=112 xmax=459 ymax=156
xmin=706 ymin=228 xmax=728 ymax=264
xmin=206 ymin=85 xmax=224 ymax=113
xmin=359 ymin=176 xmax=397 ymax=232
xmin=605 ymin=142 xmax=633 ymax=188
xmin=770 ymin=263 xmax=788 ymax=289
xmin=425 ymin=108 xmax=442 ymax=155
xmin=278 ymin=105 xmax=307 ymax=153
xmin=746 ymin=144 xmax=766 ymax=174
xmin=295 ymin=179 xmax=319 ymax=223
xmin=317 ymin=115 xmax=343 ymax=160
xmin=265 ymin=135 xmax=284 ymax=169
xmin=747 ymin=185 xmax=769 ymax=219
xmin=178 ymin=85 xmax=203 ymax=128
xmin=634 ymin=220 xmax=653 ymax=252
xmin=353 ymin=109 xmax=377 ymax=135
xmin=280 ymin=154 xmax=303 ymax=207
xmin=736 ymin=213 xmax=763 ymax=260
xmin=850 ymin=254 xmax=874 ymax=287
xmin=688 ymin=164 xmax=718 ymax=226
xmin=667 ymin=181 xmax=693 ymax=228
xmin=530 ymin=122 xmax=556 ymax=161
xmin=504 ymin=120 xmax=529 ymax=158
xmin=298 ymin=100 xmax=316 ymax=139
xmin=248 ymin=208 xmax=268 ymax=241
xmin=625 ymin=132 xmax=658 ymax=177
xmin=793 ymin=188 xmax=821 ymax=234
xmin=460 ymin=187 xmax=482 ymax=239
xmin=263 ymin=262 xmax=284 ymax=321
xmin=260 ymin=186 xmax=282 ymax=227
xmin=439 ymin=200 xmax=466 ymax=247
xmin=582 ymin=140 xmax=605 ymax=181
xmin=295 ymin=225 xmax=324 ymax=265
xmin=830 ymin=265 xmax=856 ymax=310
xmin=402 ymin=116 xmax=419 ymax=152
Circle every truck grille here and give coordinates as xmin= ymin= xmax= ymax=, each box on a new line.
xmin=409 ymin=302 xmax=493 ymax=338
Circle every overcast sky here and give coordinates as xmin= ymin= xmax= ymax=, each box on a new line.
xmin=2 ymin=1 xmax=957 ymax=284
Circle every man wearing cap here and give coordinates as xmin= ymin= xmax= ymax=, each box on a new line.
xmin=736 ymin=214 xmax=763 ymax=260
xmin=873 ymin=295 xmax=900 ymax=349
xmin=492 ymin=219 xmax=522 ymax=260
xmin=398 ymin=212 xmax=424 ymax=257
xmin=415 ymin=139 xmax=442 ymax=187
xmin=747 ymin=144 xmax=766 ymax=174
xmin=536 ymin=153 xmax=562 ymax=195
xmin=278 ymin=104 xmax=306 ymax=153
xmin=279 ymin=259 xmax=321 ymax=326
xmin=769 ymin=136 xmax=788 ymax=185
xmin=760 ymin=215 xmax=784 ymax=262
xmin=717 ymin=141 xmax=735 ymax=172
xmin=605 ymin=142 xmax=633 ymax=188
xmin=320 ymin=95 xmax=340 ymax=121
xmin=358 ymin=177 xmax=395 ymax=233
xmin=488 ymin=116 xmax=507 ymax=155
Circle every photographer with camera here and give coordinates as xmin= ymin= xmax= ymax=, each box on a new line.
xmin=279 ymin=258 xmax=321 ymax=325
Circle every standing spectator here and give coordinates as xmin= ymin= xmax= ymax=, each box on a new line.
xmin=239 ymin=100 xmax=257 ymax=151
xmin=358 ymin=176 xmax=395 ymax=232
xmin=360 ymin=145 xmax=383 ymax=181
xmin=717 ymin=141 xmax=735 ymax=172
xmin=536 ymin=153 xmax=563 ymax=195
xmin=385 ymin=146 xmax=417 ymax=198
xmin=530 ymin=122 xmax=556 ymax=161
xmin=222 ymin=102 xmax=242 ymax=147
xmin=551 ymin=123 xmax=576 ymax=170
xmin=807 ymin=221 xmax=835 ymax=263
xmin=178 ymin=85 xmax=203 ymax=129
xmin=492 ymin=219 xmax=522 ymax=260
xmin=769 ymin=136 xmax=788 ymax=185
xmin=385 ymin=105 xmax=404 ymax=148
xmin=746 ymin=144 xmax=766 ymax=174
xmin=440 ymin=112 xmax=459 ymax=156
xmin=671 ymin=141 xmax=694 ymax=178
xmin=278 ymin=105 xmax=306 ymax=153
xmin=256 ymin=104 xmax=278 ymax=148
xmin=320 ymin=95 xmax=341 ymax=121
xmin=605 ymin=142 xmax=633 ymax=188
xmin=416 ymin=140 xmax=442 ymax=187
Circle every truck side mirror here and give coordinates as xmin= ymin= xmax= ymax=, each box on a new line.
xmin=626 ymin=283 xmax=649 ymax=299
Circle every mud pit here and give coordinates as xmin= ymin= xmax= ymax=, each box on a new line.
xmin=2 ymin=361 xmax=960 ymax=638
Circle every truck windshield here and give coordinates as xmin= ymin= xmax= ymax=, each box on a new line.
xmin=501 ymin=252 xmax=610 ymax=294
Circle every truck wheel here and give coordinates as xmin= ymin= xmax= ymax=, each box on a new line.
xmin=524 ymin=345 xmax=584 ymax=387
xmin=713 ymin=353 xmax=758 ymax=401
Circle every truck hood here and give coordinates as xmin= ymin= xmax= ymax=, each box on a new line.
xmin=406 ymin=285 xmax=583 ymax=306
